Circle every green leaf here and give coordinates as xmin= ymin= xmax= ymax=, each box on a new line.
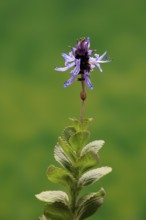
xmin=58 ymin=137 xmax=76 ymax=162
xmin=80 ymin=118 xmax=93 ymax=130
xmin=76 ymin=140 xmax=105 ymax=174
xmin=44 ymin=201 xmax=72 ymax=220
xmin=54 ymin=143 xmax=72 ymax=171
xmin=36 ymin=191 xmax=72 ymax=220
xmin=77 ymin=151 xmax=99 ymax=174
xmin=69 ymin=118 xmax=81 ymax=131
xmin=35 ymin=191 xmax=69 ymax=205
xmin=80 ymin=140 xmax=105 ymax=156
xmin=69 ymin=131 xmax=90 ymax=154
xmin=47 ymin=165 xmax=75 ymax=188
xmin=78 ymin=167 xmax=112 ymax=187
xmin=62 ymin=126 xmax=76 ymax=143
xmin=76 ymin=188 xmax=105 ymax=219
xmin=69 ymin=118 xmax=93 ymax=131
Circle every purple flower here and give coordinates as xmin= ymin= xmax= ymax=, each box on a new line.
xmin=55 ymin=37 xmax=111 ymax=89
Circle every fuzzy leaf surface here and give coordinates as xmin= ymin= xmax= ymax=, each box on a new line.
xmin=62 ymin=126 xmax=76 ymax=143
xmin=35 ymin=191 xmax=69 ymax=205
xmin=47 ymin=165 xmax=74 ymax=188
xmin=76 ymin=188 xmax=105 ymax=219
xmin=58 ymin=137 xmax=76 ymax=162
xmin=78 ymin=167 xmax=112 ymax=187
xmin=69 ymin=118 xmax=93 ymax=131
xmin=81 ymin=140 xmax=105 ymax=156
xmin=77 ymin=151 xmax=99 ymax=174
xmin=44 ymin=201 xmax=72 ymax=220
xmin=54 ymin=144 xmax=72 ymax=171
xmin=69 ymin=131 xmax=90 ymax=154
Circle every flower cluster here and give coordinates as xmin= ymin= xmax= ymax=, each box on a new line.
xmin=55 ymin=37 xmax=111 ymax=89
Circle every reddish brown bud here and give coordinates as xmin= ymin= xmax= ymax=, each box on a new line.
xmin=80 ymin=90 xmax=86 ymax=101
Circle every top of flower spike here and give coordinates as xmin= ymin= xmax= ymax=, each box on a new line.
xmin=55 ymin=37 xmax=111 ymax=90
xmin=73 ymin=37 xmax=91 ymax=56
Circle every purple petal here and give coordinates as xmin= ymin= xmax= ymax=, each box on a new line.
xmin=97 ymin=51 xmax=111 ymax=63
xmin=88 ymin=50 xmax=93 ymax=56
xmin=89 ymin=57 xmax=96 ymax=69
xmin=86 ymin=37 xmax=90 ymax=43
xmin=64 ymin=76 xmax=76 ymax=87
xmin=62 ymin=52 xmax=75 ymax=63
xmin=69 ymin=51 xmax=74 ymax=58
xmin=86 ymin=37 xmax=90 ymax=49
xmin=98 ymin=51 xmax=107 ymax=61
xmin=70 ymin=59 xmax=80 ymax=76
xmin=95 ymin=63 xmax=102 ymax=72
xmin=90 ymin=63 xmax=96 ymax=69
xmin=55 ymin=62 xmax=75 ymax=72
xmin=83 ymin=38 xmax=90 ymax=51
xmin=84 ymin=71 xmax=93 ymax=90
xmin=94 ymin=54 xmax=100 ymax=60
xmin=98 ymin=58 xmax=111 ymax=63
xmin=72 ymin=47 xmax=76 ymax=54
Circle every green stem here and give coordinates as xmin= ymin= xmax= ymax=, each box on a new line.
xmin=70 ymin=169 xmax=80 ymax=219
xmin=70 ymin=77 xmax=86 ymax=219
xmin=71 ymin=185 xmax=78 ymax=213
xmin=80 ymin=99 xmax=85 ymax=123
xmin=80 ymin=79 xmax=86 ymax=123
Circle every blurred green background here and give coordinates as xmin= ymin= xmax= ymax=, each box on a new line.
xmin=0 ymin=0 xmax=146 ymax=219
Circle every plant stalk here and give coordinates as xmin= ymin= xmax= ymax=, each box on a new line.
xmin=80 ymin=79 xmax=86 ymax=123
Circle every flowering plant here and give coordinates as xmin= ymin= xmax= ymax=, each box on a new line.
xmin=36 ymin=37 xmax=112 ymax=220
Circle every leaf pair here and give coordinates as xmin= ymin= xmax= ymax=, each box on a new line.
xmin=36 ymin=188 xmax=106 ymax=220
xmin=36 ymin=191 xmax=72 ymax=220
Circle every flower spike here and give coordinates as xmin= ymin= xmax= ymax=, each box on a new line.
xmin=55 ymin=37 xmax=111 ymax=89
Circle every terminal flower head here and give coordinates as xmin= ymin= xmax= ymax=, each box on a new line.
xmin=55 ymin=37 xmax=111 ymax=89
